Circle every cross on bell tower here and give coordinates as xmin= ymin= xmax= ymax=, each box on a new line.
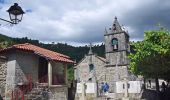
xmin=88 ymin=43 xmax=93 ymax=55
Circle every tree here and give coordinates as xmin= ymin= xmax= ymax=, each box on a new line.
xmin=67 ymin=65 xmax=74 ymax=82
xmin=129 ymin=27 xmax=170 ymax=91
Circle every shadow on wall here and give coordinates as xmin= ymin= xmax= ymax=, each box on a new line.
xmin=161 ymin=87 xmax=170 ymax=100
xmin=141 ymin=89 xmax=160 ymax=100
xmin=68 ymin=80 xmax=77 ymax=100
xmin=142 ymin=87 xmax=170 ymax=100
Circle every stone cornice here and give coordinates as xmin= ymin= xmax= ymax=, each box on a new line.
xmin=104 ymin=31 xmax=129 ymax=37
xmin=105 ymin=64 xmax=129 ymax=67
xmin=105 ymin=49 xmax=128 ymax=53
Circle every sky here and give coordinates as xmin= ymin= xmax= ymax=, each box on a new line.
xmin=0 ymin=0 xmax=170 ymax=46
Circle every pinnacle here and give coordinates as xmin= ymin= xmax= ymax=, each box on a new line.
xmin=112 ymin=16 xmax=122 ymax=32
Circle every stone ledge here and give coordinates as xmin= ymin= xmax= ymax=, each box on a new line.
xmin=49 ymin=85 xmax=68 ymax=88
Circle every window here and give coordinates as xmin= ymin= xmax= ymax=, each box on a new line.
xmin=128 ymin=83 xmax=130 ymax=88
xmin=89 ymin=78 xmax=92 ymax=81
xmin=111 ymin=38 xmax=118 ymax=51
xmin=89 ymin=64 xmax=94 ymax=72
xmin=113 ymin=24 xmax=116 ymax=30
xmin=123 ymin=83 xmax=130 ymax=89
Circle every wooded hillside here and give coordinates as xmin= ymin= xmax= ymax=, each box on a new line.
xmin=0 ymin=34 xmax=105 ymax=62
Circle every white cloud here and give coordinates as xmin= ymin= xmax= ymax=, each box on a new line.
xmin=0 ymin=0 xmax=169 ymax=45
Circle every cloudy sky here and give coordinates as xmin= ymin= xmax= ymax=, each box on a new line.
xmin=0 ymin=0 xmax=170 ymax=46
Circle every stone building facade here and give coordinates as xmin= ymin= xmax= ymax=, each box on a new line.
xmin=74 ymin=47 xmax=107 ymax=99
xmin=0 ymin=43 xmax=73 ymax=100
xmin=74 ymin=17 xmax=135 ymax=94
xmin=74 ymin=46 xmax=106 ymax=85
xmin=104 ymin=17 xmax=131 ymax=92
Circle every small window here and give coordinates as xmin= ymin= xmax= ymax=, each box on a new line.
xmin=111 ymin=38 xmax=118 ymax=51
xmin=123 ymin=83 xmax=130 ymax=89
xmin=113 ymin=24 xmax=116 ymax=30
xmin=89 ymin=78 xmax=92 ymax=81
xmin=128 ymin=83 xmax=130 ymax=88
xmin=89 ymin=64 xmax=94 ymax=72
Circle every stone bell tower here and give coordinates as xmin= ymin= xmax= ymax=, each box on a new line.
xmin=104 ymin=17 xmax=130 ymax=92
xmin=105 ymin=17 xmax=130 ymax=66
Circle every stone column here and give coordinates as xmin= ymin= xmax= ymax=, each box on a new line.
xmin=5 ymin=59 xmax=17 ymax=100
xmin=124 ymin=80 xmax=128 ymax=97
xmin=122 ymin=77 xmax=129 ymax=100
xmin=95 ymin=81 xmax=98 ymax=97
xmin=81 ymin=81 xmax=86 ymax=100
xmin=48 ymin=61 xmax=52 ymax=86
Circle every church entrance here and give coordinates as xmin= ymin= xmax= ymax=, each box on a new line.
xmin=38 ymin=57 xmax=48 ymax=83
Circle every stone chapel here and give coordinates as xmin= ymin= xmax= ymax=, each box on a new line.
xmin=74 ymin=17 xmax=136 ymax=93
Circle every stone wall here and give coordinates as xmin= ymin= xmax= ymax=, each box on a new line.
xmin=105 ymin=66 xmax=128 ymax=92
xmin=105 ymin=32 xmax=129 ymax=66
xmin=49 ymin=86 xmax=68 ymax=100
xmin=105 ymin=32 xmax=128 ymax=53
xmin=5 ymin=53 xmax=17 ymax=100
xmin=4 ymin=51 xmax=39 ymax=100
xmin=105 ymin=51 xmax=129 ymax=66
xmin=75 ymin=93 xmax=96 ymax=100
xmin=15 ymin=51 xmax=39 ymax=83
xmin=0 ymin=58 xmax=7 ymax=98
xmin=75 ymin=54 xmax=106 ymax=83
xmin=74 ymin=53 xmax=129 ymax=93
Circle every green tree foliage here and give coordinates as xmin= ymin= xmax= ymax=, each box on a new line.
xmin=0 ymin=34 xmax=13 ymax=49
xmin=129 ymin=27 xmax=170 ymax=78
xmin=129 ymin=27 xmax=170 ymax=90
xmin=67 ymin=65 xmax=74 ymax=81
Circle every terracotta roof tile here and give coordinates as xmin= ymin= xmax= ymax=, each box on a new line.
xmin=0 ymin=43 xmax=73 ymax=63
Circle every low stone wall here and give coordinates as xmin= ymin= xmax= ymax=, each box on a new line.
xmin=48 ymin=85 xmax=68 ymax=100
xmin=0 ymin=60 xmax=7 ymax=98
xmin=75 ymin=93 xmax=140 ymax=100
xmin=114 ymin=93 xmax=140 ymax=99
xmin=75 ymin=93 xmax=97 ymax=100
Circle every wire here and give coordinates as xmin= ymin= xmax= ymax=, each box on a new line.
xmin=0 ymin=22 xmax=11 ymax=27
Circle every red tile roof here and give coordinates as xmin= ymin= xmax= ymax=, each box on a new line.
xmin=0 ymin=43 xmax=73 ymax=63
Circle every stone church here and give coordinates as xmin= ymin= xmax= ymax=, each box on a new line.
xmin=74 ymin=17 xmax=136 ymax=94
